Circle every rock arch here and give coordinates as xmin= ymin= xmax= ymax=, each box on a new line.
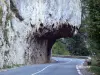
xmin=25 ymin=22 xmax=77 ymax=64
xmin=0 ymin=0 xmax=81 ymax=68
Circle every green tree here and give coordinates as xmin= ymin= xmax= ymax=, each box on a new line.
xmin=66 ymin=33 xmax=89 ymax=56
xmin=81 ymin=0 xmax=100 ymax=70
xmin=52 ymin=39 xmax=70 ymax=55
xmin=81 ymin=0 xmax=100 ymax=57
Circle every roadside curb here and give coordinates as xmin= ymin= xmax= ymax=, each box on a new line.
xmin=0 ymin=65 xmax=24 ymax=72
xmin=76 ymin=65 xmax=83 ymax=75
xmin=0 ymin=67 xmax=18 ymax=72
xmin=76 ymin=64 xmax=94 ymax=75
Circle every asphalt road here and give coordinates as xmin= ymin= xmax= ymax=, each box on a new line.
xmin=0 ymin=57 xmax=85 ymax=75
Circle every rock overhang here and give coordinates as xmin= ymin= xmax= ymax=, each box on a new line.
xmin=34 ymin=22 xmax=78 ymax=40
xmin=14 ymin=0 xmax=81 ymax=28
xmin=0 ymin=0 xmax=82 ymax=66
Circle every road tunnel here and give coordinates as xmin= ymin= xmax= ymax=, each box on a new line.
xmin=25 ymin=22 xmax=78 ymax=64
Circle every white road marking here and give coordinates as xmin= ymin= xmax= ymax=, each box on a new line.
xmin=61 ymin=59 xmax=72 ymax=64
xmin=76 ymin=65 xmax=83 ymax=75
xmin=32 ymin=65 xmax=52 ymax=75
xmin=66 ymin=59 xmax=72 ymax=64
xmin=32 ymin=59 xmax=72 ymax=75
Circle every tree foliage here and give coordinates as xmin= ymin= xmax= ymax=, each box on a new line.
xmin=81 ymin=0 xmax=100 ymax=57
xmin=52 ymin=39 xmax=70 ymax=55
xmin=65 ymin=33 xmax=89 ymax=56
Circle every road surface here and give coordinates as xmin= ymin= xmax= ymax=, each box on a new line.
xmin=0 ymin=57 xmax=85 ymax=75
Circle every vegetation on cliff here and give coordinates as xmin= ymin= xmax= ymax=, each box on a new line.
xmin=0 ymin=6 xmax=2 ymax=25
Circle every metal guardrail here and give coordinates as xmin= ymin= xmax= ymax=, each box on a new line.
xmin=52 ymin=55 xmax=89 ymax=59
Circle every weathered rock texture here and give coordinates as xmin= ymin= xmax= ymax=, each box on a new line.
xmin=0 ymin=0 xmax=81 ymax=68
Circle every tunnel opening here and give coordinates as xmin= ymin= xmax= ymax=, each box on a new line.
xmin=25 ymin=22 xmax=77 ymax=64
xmin=51 ymin=38 xmax=70 ymax=56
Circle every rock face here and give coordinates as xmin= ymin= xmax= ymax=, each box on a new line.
xmin=0 ymin=0 xmax=81 ymax=68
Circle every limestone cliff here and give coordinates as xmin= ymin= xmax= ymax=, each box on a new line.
xmin=0 ymin=0 xmax=81 ymax=68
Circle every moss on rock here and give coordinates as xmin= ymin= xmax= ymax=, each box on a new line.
xmin=3 ymin=28 xmax=10 ymax=46
xmin=0 ymin=6 xmax=3 ymax=25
